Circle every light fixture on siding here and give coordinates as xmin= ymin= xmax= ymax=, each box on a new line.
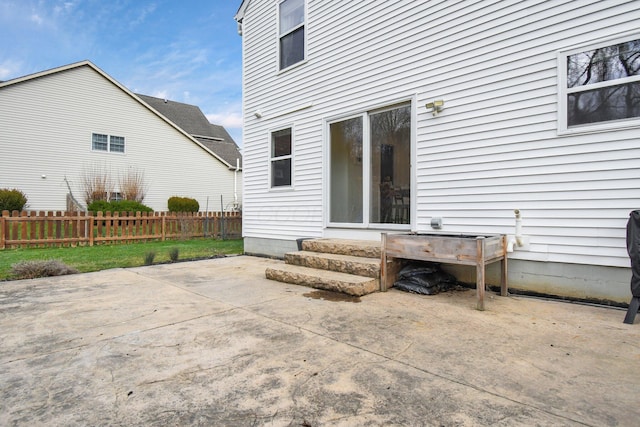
xmin=254 ymin=110 xmax=262 ymax=118
xmin=426 ymin=100 xmax=444 ymax=116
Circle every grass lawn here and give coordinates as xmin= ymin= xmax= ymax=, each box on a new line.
xmin=0 ymin=238 xmax=243 ymax=281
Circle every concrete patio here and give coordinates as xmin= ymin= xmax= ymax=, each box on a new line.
xmin=1 ymin=255 xmax=639 ymax=426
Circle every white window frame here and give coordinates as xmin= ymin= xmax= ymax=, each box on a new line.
xmin=109 ymin=135 xmax=125 ymax=153
xmin=277 ymin=0 xmax=306 ymax=72
xmin=92 ymin=133 xmax=125 ymax=153
xmin=92 ymin=133 xmax=108 ymax=151
xmin=269 ymin=126 xmax=294 ymax=190
xmin=108 ymin=192 xmax=123 ymax=202
xmin=323 ymin=95 xmax=416 ymax=230
xmin=558 ymin=32 xmax=640 ymax=135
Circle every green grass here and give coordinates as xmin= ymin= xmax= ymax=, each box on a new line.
xmin=0 ymin=238 xmax=243 ymax=281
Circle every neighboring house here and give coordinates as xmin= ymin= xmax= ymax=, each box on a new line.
xmin=235 ymin=0 xmax=640 ymax=303
xmin=136 ymin=94 xmax=243 ymax=209
xmin=0 ymin=61 xmax=242 ymax=212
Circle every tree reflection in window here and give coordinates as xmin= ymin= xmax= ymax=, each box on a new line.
xmin=567 ymin=39 xmax=640 ymax=126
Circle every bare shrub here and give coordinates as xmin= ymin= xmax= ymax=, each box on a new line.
xmin=10 ymin=260 xmax=79 ymax=280
xmin=169 ymin=247 xmax=179 ymax=262
xmin=120 ymin=167 xmax=148 ymax=202
xmin=81 ymin=164 xmax=113 ymax=205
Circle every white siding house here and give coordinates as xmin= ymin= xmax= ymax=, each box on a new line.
xmin=236 ymin=0 xmax=640 ymax=303
xmin=0 ymin=61 xmax=242 ymax=212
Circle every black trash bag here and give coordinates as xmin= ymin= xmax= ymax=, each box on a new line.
xmin=395 ymin=279 xmax=439 ymax=295
xmin=398 ymin=263 xmax=439 ymax=279
xmin=394 ymin=262 xmax=458 ymax=295
xmin=408 ymin=270 xmax=456 ymax=290
xmin=627 ymin=210 xmax=640 ymax=297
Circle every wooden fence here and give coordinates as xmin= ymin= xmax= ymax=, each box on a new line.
xmin=0 ymin=210 xmax=242 ymax=249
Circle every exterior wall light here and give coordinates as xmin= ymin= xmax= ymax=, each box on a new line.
xmin=426 ymin=100 xmax=444 ymax=116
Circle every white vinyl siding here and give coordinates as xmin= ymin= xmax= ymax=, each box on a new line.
xmin=0 ymin=65 xmax=241 ymax=212
xmin=240 ymin=0 xmax=640 ymax=267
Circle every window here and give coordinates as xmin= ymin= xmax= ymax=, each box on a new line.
xmin=560 ymin=36 xmax=640 ymax=131
xmin=92 ymin=133 xmax=108 ymax=151
xmin=279 ymin=0 xmax=305 ymax=70
xmin=271 ymin=128 xmax=292 ymax=187
xmin=110 ymin=136 xmax=125 ymax=153
xmin=92 ymin=133 xmax=125 ymax=153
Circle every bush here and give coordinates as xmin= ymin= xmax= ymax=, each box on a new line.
xmin=168 ymin=196 xmax=200 ymax=213
xmin=169 ymin=247 xmax=179 ymax=262
xmin=0 ymin=188 xmax=28 ymax=212
xmin=88 ymin=200 xmax=153 ymax=213
xmin=10 ymin=259 xmax=79 ymax=280
xmin=87 ymin=200 xmax=111 ymax=213
xmin=111 ymin=200 xmax=153 ymax=213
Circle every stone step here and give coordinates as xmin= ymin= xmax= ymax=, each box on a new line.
xmin=265 ymin=264 xmax=379 ymax=296
xmin=285 ymin=251 xmax=380 ymax=278
xmin=301 ymin=238 xmax=381 ymax=258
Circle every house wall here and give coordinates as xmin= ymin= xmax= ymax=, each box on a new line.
xmin=240 ymin=0 xmax=640 ymax=302
xmin=0 ymin=65 xmax=240 ymax=212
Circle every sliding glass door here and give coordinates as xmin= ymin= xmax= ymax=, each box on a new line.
xmin=329 ymin=103 xmax=411 ymax=227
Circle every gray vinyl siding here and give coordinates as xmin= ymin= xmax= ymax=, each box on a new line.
xmin=0 ymin=65 xmax=240 ymax=212
xmin=240 ymin=0 xmax=640 ymax=268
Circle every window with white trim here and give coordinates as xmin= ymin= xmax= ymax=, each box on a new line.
xmin=92 ymin=133 xmax=125 ymax=153
xmin=270 ymin=128 xmax=292 ymax=187
xmin=279 ymin=0 xmax=305 ymax=70
xmin=110 ymin=136 xmax=125 ymax=153
xmin=560 ymin=36 xmax=640 ymax=131
xmin=92 ymin=133 xmax=108 ymax=151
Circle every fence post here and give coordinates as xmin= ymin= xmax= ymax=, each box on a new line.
xmin=89 ymin=212 xmax=95 ymax=246
xmin=0 ymin=211 xmax=6 ymax=249
xmin=162 ymin=213 xmax=166 ymax=241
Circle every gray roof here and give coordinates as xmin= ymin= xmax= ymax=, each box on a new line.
xmin=136 ymin=94 xmax=242 ymax=168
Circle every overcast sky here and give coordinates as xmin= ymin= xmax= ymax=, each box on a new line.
xmin=0 ymin=0 xmax=244 ymax=146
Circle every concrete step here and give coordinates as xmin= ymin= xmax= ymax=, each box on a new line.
xmin=265 ymin=264 xmax=379 ymax=296
xmin=285 ymin=251 xmax=380 ymax=278
xmin=301 ymin=238 xmax=381 ymax=258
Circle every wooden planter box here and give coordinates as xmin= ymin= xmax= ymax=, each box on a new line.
xmin=381 ymin=233 xmax=508 ymax=310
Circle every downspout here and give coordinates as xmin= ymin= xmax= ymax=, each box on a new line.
xmin=234 ymin=158 xmax=239 ymax=208
xmin=507 ymin=209 xmax=524 ymax=252
xmin=514 ymin=209 xmax=524 ymax=246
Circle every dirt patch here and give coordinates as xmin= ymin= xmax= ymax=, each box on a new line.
xmin=303 ymin=290 xmax=361 ymax=303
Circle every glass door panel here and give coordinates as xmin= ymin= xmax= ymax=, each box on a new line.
xmin=330 ymin=117 xmax=363 ymax=223
xmin=369 ymin=105 xmax=411 ymax=224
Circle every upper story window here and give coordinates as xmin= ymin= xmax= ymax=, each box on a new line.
xmin=110 ymin=136 xmax=125 ymax=153
xmin=92 ymin=133 xmax=126 ymax=153
xmin=92 ymin=133 xmax=108 ymax=151
xmin=271 ymin=128 xmax=292 ymax=187
xmin=560 ymin=36 xmax=640 ymax=132
xmin=279 ymin=0 xmax=305 ymax=70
